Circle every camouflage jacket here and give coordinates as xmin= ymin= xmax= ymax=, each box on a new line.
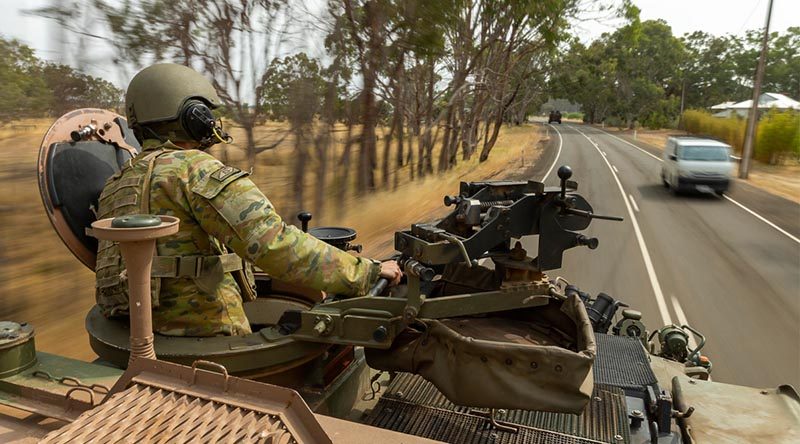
xmin=95 ymin=140 xmax=381 ymax=336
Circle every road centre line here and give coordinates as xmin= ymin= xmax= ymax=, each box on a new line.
xmin=670 ymin=295 xmax=698 ymax=350
xmin=569 ymin=124 xmax=673 ymax=325
xmin=543 ymin=123 xmax=564 ymax=182
xmin=589 ymin=126 xmax=800 ymax=245
xmin=628 ymin=194 xmax=640 ymax=212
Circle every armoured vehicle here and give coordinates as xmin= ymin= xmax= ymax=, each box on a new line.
xmin=0 ymin=109 xmax=797 ymax=443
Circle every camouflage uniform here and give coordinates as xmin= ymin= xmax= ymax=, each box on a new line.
xmin=95 ymin=139 xmax=381 ymax=336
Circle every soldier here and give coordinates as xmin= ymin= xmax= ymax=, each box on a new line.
xmin=95 ymin=63 xmax=402 ymax=336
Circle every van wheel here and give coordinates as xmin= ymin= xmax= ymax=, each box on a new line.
xmin=661 ymin=171 xmax=669 ymax=188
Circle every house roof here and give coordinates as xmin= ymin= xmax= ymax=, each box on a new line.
xmin=710 ymin=101 xmax=736 ymax=110
xmin=727 ymin=93 xmax=800 ymax=110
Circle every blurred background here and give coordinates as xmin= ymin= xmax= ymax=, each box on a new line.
xmin=0 ymin=0 xmax=797 ymax=365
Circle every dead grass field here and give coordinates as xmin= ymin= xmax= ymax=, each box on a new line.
xmin=0 ymin=118 xmax=543 ymax=361
xmin=600 ymin=126 xmax=800 ymax=204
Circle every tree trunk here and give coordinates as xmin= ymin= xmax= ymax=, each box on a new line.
xmin=292 ymin=128 xmax=308 ymax=219
xmin=479 ymin=109 xmax=504 ymax=162
xmin=381 ymin=120 xmax=394 ymax=189
xmin=337 ymin=121 xmax=354 ymax=217
xmin=407 ymin=125 xmax=415 ymax=181
xmin=245 ymin=123 xmax=257 ymax=173
xmin=313 ymin=130 xmax=329 ymax=218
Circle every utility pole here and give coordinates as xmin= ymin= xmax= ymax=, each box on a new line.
xmin=739 ymin=0 xmax=774 ymax=179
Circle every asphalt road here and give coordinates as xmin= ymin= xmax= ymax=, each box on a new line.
xmin=521 ymin=122 xmax=800 ymax=389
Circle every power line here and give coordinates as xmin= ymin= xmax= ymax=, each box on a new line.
xmin=737 ymin=0 xmax=765 ymax=35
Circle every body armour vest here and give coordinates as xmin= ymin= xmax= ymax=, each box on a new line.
xmin=95 ymin=143 xmax=256 ymax=336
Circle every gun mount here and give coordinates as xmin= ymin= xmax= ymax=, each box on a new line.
xmin=396 ymin=165 xmax=621 ymax=271
xmin=278 ymin=167 xmax=623 ymax=352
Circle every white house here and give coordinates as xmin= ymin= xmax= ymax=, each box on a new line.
xmin=711 ymin=93 xmax=800 ymax=118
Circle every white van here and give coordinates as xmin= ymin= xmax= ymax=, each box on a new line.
xmin=661 ymin=137 xmax=733 ymax=195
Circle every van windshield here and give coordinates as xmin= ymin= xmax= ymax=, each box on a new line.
xmin=678 ymin=146 xmax=729 ymax=161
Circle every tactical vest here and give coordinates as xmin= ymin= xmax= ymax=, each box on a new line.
xmin=95 ymin=147 xmax=257 ymax=317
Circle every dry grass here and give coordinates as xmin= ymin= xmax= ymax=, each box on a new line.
xmin=601 ymin=126 xmax=800 ymax=204
xmin=0 ymin=118 xmax=542 ymax=360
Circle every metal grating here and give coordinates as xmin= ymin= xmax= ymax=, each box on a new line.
xmin=39 ymin=358 xmax=330 ymax=444
xmin=366 ymin=373 xmax=630 ymax=444
xmin=40 ymin=383 xmax=297 ymax=444
xmin=593 ymin=333 xmax=657 ymax=393
xmin=367 ymin=398 xmax=604 ymax=444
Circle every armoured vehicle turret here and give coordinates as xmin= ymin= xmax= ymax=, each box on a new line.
xmin=0 ymin=109 xmax=797 ymax=443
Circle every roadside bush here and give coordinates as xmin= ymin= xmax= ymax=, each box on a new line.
xmin=681 ymin=110 xmax=746 ymax=153
xmin=756 ymin=110 xmax=800 ymax=164
xmin=642 ymin=111 xmax=671 ymax=130
xmin=564 ymin=112 xmax=583 ymax=120
xmin=681 ymin=109 xmax=800 ymax=164
xmin=604 ymin=116 xmax=625 ymax=129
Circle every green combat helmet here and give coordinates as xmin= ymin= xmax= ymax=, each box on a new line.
xmin=125 ymin=63 xmax=228 ymax=146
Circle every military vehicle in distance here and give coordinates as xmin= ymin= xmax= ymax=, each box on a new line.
xmin=0 ymin=109 xmax=797 ymax=443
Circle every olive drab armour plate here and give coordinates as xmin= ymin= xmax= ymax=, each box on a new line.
xmin=38 ymin=108 xmax=142 ymax=269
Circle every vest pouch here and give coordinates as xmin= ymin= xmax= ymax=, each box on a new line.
xmin=365 ymin=293 xmax=596 ymax=413
xmin=232 ymin=264 xmax=257 ymax=302
xmin=192 ymin=256 xmax=227 ymax=294
xmin=96 ymin=245 xmax=161 ymax=316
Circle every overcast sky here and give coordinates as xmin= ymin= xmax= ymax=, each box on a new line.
xmin=0 ymin=0 xmax=797 ymax=87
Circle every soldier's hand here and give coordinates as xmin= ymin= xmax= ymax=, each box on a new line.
xmin=379 ymin=260 xmax=403 ymax=286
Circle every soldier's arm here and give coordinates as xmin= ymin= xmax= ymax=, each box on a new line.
xmin=184 ymin=157 xmax=381 ymax=296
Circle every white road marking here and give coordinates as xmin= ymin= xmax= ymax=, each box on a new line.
xmin=670 ymin=295 xmax=697 ymax=349
xmin=589 ymin=125 xmax=800 ymax=245
xmin=602 ymin=151 xmax=607 ymax=156
xmin=723 ymin=195 xmax=800 ymax=244
xmin=591 ymin=126 xmax=663 ymax=162
xmin=570 ymin=125 xmax=673 ymax=325
xmin=628 ymin=194 xmax=640 ymax=212
xmin=612 ymin=165 xmax=619 ymax=173
xmin=543 ymin=123 xmax=564 ymax=182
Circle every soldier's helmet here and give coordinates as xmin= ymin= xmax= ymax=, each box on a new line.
xmin=125 ymin=63 xmax=225 ymax=145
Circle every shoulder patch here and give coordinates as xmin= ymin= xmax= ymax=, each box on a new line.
xmin=211 ymin=165 xmax=241 ymax=181
xmin=191 ymin=164 xmax=249 ymax=200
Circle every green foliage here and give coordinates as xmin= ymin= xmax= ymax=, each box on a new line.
xmin=0 ymin=36 xmax=122 ymax=122
xmin=681 ymin=110 xmax=745 ymax=153
xmin=681 ymin=32 xmax=747 ymax=108
xmin=550 ymin=10 xmax=685 ymax=128
xmin=0 ymin=38 xmax=50 ymax=121
xmin=682 ymin=109 xmax=799 ymax=164
xmin=551 ymin=11 xmax=799 ymax=131
xmin=260 ymin=53 xmax=327 ymax=126
xmin=563 ymin=112 xmax=583 ymax=120
xmin=756 ymin=110 xmax=800 ymax=163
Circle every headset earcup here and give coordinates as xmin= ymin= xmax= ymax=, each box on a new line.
xmin=180 ymin=100 xmax=216 ymax=142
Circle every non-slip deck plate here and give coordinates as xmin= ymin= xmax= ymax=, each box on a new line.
xmin=365 ymin=372 xmax=630 ymax=444
xmin=593 ymin=333 xmax=657 ymax=394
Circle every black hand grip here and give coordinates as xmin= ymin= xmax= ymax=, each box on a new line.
xmin=576 ymin=234 xmax=599 ymax=249
xmin=557 ymin=165 xmax=573 ymax=199
xmin=444 ymin=195 xmax=462 ymax=206
xmin=404 ymin=259 xmax=435 ymax=281
xmin=297 ymin=211 xmax=312 ymax=232
xmin=367 ymin=278 xmax=389 ymax=297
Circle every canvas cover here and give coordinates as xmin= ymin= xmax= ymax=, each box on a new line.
xmin=365 ymin=294 xmax=596 ymax=413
